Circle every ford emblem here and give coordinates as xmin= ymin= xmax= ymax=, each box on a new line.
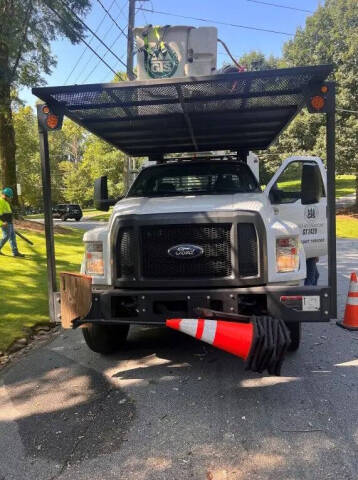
xmin=168 ymin=244 xmax=204 ymax=259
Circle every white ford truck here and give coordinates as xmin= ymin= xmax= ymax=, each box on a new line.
xmin=32 ymin=63 xmax=336 ymax=369
xmin=80 ymin=153 xmax=328 ymax=354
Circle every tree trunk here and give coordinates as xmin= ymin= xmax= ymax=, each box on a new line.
xmin=0 ymin=40 xmax=18 ymax=205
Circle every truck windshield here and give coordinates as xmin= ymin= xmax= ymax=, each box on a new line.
xmin=127 ymin=162 xmax=261 ymax=197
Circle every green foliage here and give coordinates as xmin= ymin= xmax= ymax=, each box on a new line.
xmin=13 ymin=106 xmax=41 ymax=205
xmin=282 ymin=0 xmax=358 ymax=197
xmin=59 ymin=134 xmax=126 ymax=205
xmin=0 ymin=0 xmax=90 ymax=204
xmin=1 ymin=0 xmax=90 ymax=89
xmin=238 ymin=51 xmax=284 ymax=71
xmin=0 ymin=227 xmax=83 ymax=352
xmin=12 ymin=106 xmax=127 ymax=208
xmin=253 ymin=0 xmax=358 ymax=196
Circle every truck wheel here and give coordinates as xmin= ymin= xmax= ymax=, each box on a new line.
xmin=82 ymin=324 xmax=130 ymax=354
xmin=61 ymin=215 xmax=67 ymax=221
xmin=286 ymin=322 xmax=302 ymax=352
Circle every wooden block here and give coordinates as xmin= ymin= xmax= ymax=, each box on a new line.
xmin=60 ymin=272 xmax=92 ymax=329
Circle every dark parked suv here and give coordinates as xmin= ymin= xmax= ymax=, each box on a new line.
xmin=52 ymin=204 xmax=83 ymax=221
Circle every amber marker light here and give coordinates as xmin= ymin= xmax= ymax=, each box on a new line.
xmin=321 ymin=85 xmax=328 ymax=93
xmin=47 ymin=114 xmax=59 ymax=129
xmin=310 ymin=95 xmax=325 ymax=111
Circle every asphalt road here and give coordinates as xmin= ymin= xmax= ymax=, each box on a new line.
xmin=1 ymin=239 xmax=357 ymax=480
xmin=39 ymin=217 xmax=105 ymax=232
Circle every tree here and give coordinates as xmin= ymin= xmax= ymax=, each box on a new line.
xmin=0 ymin=0 xmax=90 ymax=204
xmin=13 ymin=105 xmax=42 ymax=206
xmin=238 ymin=51 xmax=284 ymax=71
xmin=59 ymin=134 xmax=127 ymax=206
xmin=283 ymin=0 xmax=358 ymax=205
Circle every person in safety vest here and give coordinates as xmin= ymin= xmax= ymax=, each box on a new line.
xmin=0 ymin=188 xmax=25 ymax=257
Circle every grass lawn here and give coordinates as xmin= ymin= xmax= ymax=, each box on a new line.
xmin=336 ymin=215 xmax=358 ymax=239
xmin=81 ymin=208 xmax=112 ymax=221
xmin=0 ymin=228 xmax=83 ymax=352
xmin=277 ymin=174 xmax=355 ymax=197
xmin=25 ymin=213 xmax=44 ymax=219
xmin=335 ymin=175 xmax=356 ymax=197
xmin=85 ymin=211 xmax=111 ymax=221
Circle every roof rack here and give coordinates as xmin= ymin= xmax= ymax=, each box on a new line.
xmin=33 ymin=65 xmax=333 ymax=157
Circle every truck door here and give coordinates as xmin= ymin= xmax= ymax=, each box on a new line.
xmin=265 ymin=157 xmax=327 ymax=258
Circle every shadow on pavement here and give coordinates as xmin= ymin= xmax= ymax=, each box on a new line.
xmin=1 ymin=262 xmax=358 ymax=479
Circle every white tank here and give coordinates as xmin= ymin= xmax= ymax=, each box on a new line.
xmin=134 ymin=26 xmax=217 ymax=80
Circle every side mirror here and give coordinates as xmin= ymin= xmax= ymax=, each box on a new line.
xmin=269 ymin=184 xmax=282 ymax=204
xmin=94 ymin=176 xmax=119 ymax=211
xmin=301 ymin=164 xmax=321 ymax=205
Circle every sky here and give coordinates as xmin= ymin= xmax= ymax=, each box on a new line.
xmin=24 ymin=0 xmax=322 ymax=106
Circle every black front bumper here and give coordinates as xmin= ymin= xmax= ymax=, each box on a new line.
xmin=73 ymin=285 xmax=332 ymax=328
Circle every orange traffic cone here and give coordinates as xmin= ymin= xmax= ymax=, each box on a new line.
xmin=337 ymin=272 xmax=358 ymax=331
xmin=166 ymin=316 xmax=291 ymax=375
xmin=166 ymin=318 xmax=254 ymax=360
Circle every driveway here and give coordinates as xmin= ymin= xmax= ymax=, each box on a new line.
xmin=1 ymin=239 xmax=357 ymax=480
xmin=35 ymin=217 xmax=105 ymax=232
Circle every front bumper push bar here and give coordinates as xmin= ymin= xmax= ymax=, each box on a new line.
xmin=70 ymin=285 xmax=331 ymax=329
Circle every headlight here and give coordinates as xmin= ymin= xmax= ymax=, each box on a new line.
xmin=85 ymin=242 xmax=104 ymax=276
xmin=276 ymin=237 xmax=299 ymax=273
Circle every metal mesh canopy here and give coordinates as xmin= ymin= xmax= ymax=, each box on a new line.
xmin=32 ymin=65 xmax=332 ymax=156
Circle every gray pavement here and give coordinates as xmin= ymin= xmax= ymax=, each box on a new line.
xmin=1 ymin=240 xmax=358 ymax=480
xmin=336 ymin=193 xmax=356 ymax=209
xmin=35 ymin=217 xmax=106 ymax=232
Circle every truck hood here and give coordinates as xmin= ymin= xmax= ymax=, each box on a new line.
xmin=112 ymin=193 xmax=268 ymax=217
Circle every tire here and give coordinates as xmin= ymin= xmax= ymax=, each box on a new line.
xmin=61 ymin=215 xmax=67 ymax=221
xmin=82 ymin=323 xmax=130 ymax=354
xmin=286 ymin=322 xmax=302 ymax=352
xmin=75 ymin=217 xmax=81 ymax=222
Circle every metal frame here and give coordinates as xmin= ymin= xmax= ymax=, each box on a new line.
xmin=326 ymin=86 xmax=337 ymax=317
xmin=37 ymin=105 xmax=57 ymax=321
xmin=32 ymin=65 xmax=333 ymax=155
xmin=72 ymin=285 xmax=331 ymax=328
xmin=33 ymin=66 xmax=337 ymax=321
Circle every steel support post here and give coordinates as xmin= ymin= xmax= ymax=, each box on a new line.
xmin=38 ymin=127 xmax=57 ymax=322
xmin=326 ymin=100 xmax=337 ymax=318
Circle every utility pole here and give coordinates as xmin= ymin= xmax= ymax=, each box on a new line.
xmin=127 ymin=0 xmax=149 ymax=80
xmin=127 ymin=0 xmax=136 ymax=80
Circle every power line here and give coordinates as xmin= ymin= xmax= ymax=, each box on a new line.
xmin=246 ymin=0 xmax=314 ymax=14
xmin=73 ymin=1 xmax=129 ymax=84
xmin=138 ymin=0 xmax=150 ymax=23
xmin=43 ymin=0 xmax=118 ymax=77
xmin=58 ymin=0 xmax=129 ymax=72
xmin=64 ymin=0 xmax=117 ymax=84
xmin=96 ymin=0 xmax=128 ymax=38
xmin=83 ymin=27 xmax=128 ymax=83
xmin=137 ymin=7 xmax=294 ymax=36
xmin=100 ymin=53 xmax=127 ymax=82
